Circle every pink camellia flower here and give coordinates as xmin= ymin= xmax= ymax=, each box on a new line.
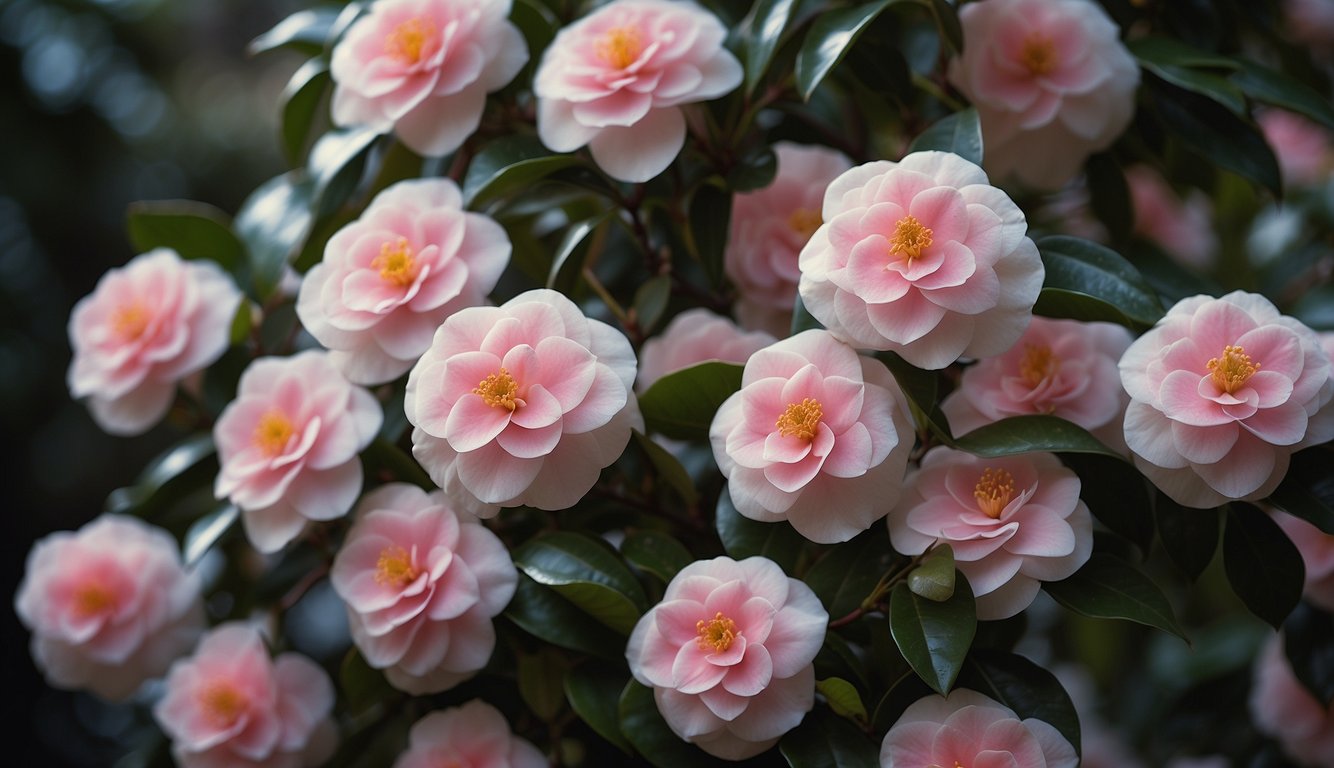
xmin=942 ymin=316 xmax=1133 ymax=450
xmin=637 ymin=309 xmax=774 ymax=393
xmin=947 ymin=0 xmax=1140 ymax=190
xmin=533 ymin=0 xmax=743 ymax=182
xmin=726 ymin=143 xmax=854 ymax=336
xmin=1250 ymin=633 xmax=1334 ymax=766
xmin=1126 ymin=165 xmax=1218 ymax=271
xmin=880 ymin=688 xmax=1078 ymax=768
xmin=1272 ymin=510 xmax=1334 ymax=612
xmin=68 ymin=248 xmax=241 ymax=435
xmin=888 ymin=448 xmax=1093 ymax=620
xmin=297 ymin=178 xmax=511 ymax=385
xmin=1118 ymin=291 xmax=1334 ymax=508
xmin=330 ymin=0 xmax=527 ymax=156
xmin=331 ymin=483 xmax=517 ymax=694
xmin=393 ymin=700 xmax=545 ymax=768
xmin=405 ymin=288 xmax=641 ymax=515
xmin=214 ymin=351 xmax=382 ymax=553
xmin=14 ymin=515 xmax=204 ymax=701
xmin=710 ymin=330 xmax=915 ymax=544
xmin=1259 ymin=109 xmax=1333 ymax=189
xmin=798 ymin=151 xmax=1044 ymax=370
xmin=626 ymin=555 xmax=828 ymax=760
xmin=154 ymin=623 xmax=337 ymax=768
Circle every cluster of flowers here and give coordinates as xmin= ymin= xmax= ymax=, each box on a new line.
xmin=17 ymin=0 xmax=1334 ymax=765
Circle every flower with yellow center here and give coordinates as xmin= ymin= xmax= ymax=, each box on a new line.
xmin=889 ymin=215 xmax=933 ymax=262
xmin=787 ymin=207 xmax=822 ymax=241
xmin=111 ymin=302 xmax=152 ymax=341
xmin=776 ymin=398 xmax=823 ymax=441
xmin=1018 ymin=343 xmax=1060 ymax=388
xmin=198 ymin=682 xmax=248 ymax=728
xmin=384 ymin=17 xmax=435 ymax=66
xmin=1020 ymin=33 xmax=1058 ymax=76
xmin=72 ymin=582 xmax=118 ymax=618
xmin=474 ymin=368 xmax=522 ymax=411
xmin=974 ymin=467 xmax=1015 ymax=519
xmin=252 ymin=411 xmax=297 ymax=458
xmin=371 ymin=237 xmax=420 ymax=288
xmin=1206 ymin=345 xmax=1260 ymax=394
xmin=375 ymin=545 xmax=422 ymax=588
xmin=597 ymin=26 xmax=643 ymax=70
xmin=695 ymin=612 xmax=738 ymax=652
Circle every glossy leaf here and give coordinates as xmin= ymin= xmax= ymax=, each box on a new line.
xmin=106 ymin=434 xmax=218 ymax=516
xmin=632 ymin=274 xmax=671 ymax=333
xmin=513 ymin=532 xmax=649 ymax=635
xmin=565 ymin=665 xmax=633 ymax=754
xmin=511 ymin=0 xmax=559 ymax=63
xmin=504 ymin=575 xmax=622 ymax=659
xmin=1232 ymin=59 xmax=1334 ymax=132
xmin=638 ymin=361 xmax=743 ymax=441
xmin=727 ymin=143 xmax=778 ymax=192
xmin=889 ymin=575 xmax=976 ymax=694
xmin=621 ymin=529 xmax=693 ymax=584
xmin=618 ymin=681 xmax=730 ymax=768
xmin=686 ymin=181 xmax=731 ymax=289
xmin=1044 ymin=553 xmax=1188 ymax=640
xmin=779 ymin=707 xmax=879 ymax=768
xmin=339 ymin=647 xmax=398 ymax=716
xmin=795 ymin=0 xmax=894 ymax=101
xmin=715 ymin=487 xmax=805 ymax=574
xmin=631 ymin=431 xmax=700 ymax=507
xmin=309 ymin=127 xmax=379 ymax=218
xmin=1146 ymin=76 xmax=1281 ymax=197
xmin=1223 ymin=503 xmax=1304 ymax=629
xmin=235 ymin=172 xmax=314 ymax=299
xmin=1035 ymin=235 xmax=1165 ymax=329
xmin=1283 ymin=602 xmax=1334 ymax=706
xmin=744 ymin=0 xmax=800 ymax=94
xmin=875 ymin=351 xmax=951 ymax=442
xmin=1062 ymin=453 xmax=1154 ymax=557
xmin=790 ymin=293 xmax=824 ymax=336
xmin=908 ymin=544 xmax=955 ymax=602
xmin=952 ymin=415 xmax=1125 ymax=460
xmin=816 ymin=677 xmax=869 ymax=725
xmin=519 ymin=648 xmax=568 ymax=720
xmin=806 ymin=529 xmax=896 ymax=618
xmin=1129 ymin=37 xmax=1245 ymax=115
xmin=126 ymin=200 xmax=245 ymax=273
xmin=907 ymin=108 xmax=983 ymax=166
xmin=958 ymin=650 xmax=1082 ymax=755
xmin=1268 ymin=449 xmax=1334 ymax=534
xmin=462 ymin=134 xmax=582 ymax=207
xmin=546 ymin=213 xmax=611 ymax=293
xmin=1156 ymin=494 xmax=1220 ymax=581
xmin=361 ymin=438 xmax=433 ymax=491
xmin=182 ymin=503 xmax=239 ymax=566
xmin=249 ymin=7 xmax=342 ymax=55
xmin=280 ymin=59 xmax=330 ymax=166
xmin=1085 ymin=152 xmax=1132 ymax=243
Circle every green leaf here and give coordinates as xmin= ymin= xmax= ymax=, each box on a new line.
xmin=1126 ymin=37 xmax=1237 ymax=69
xmin=519 ymin=647 xmax=568 ymax=720
xmin=1284 ymin=602 xmax=1334 ymax=706
xmin=806 ymin=529 xmax=896 ymax=618
xmin=906 ymin=108 xmax=983 ymax=166
xmin=309 ymin=127 xmax=380 ymax=218
xmin=618 ymin=681 xmax=731 ymax=768
xmin=638 ymin=361 xmax=743 ymax=441
xmin=513 ymin=532 xmax=649 ymax=635
xmin=1085 ymin=152 xmax=1132 ymax=243
xmin=565 ymin=666 xmax=633 ymax=754
xmin=1062 ymin=453 xmax=1154 ymax=557
xmin=1128 ymin=37 xmax=1246 ymax=115
xmin=875 ymin=351 xmax=951 ymax=442
xmin=922 ymin=0 xmax=963 ymax=54
xmin=462 ymin=134 xmax=582 ymax=207
xmin=889 ymin=575 xmax=976 ymax=694
xmin=182 ymin=503 xmax=238 ymax=566
xmin=622 ymin=529 xmax=693 ymax=584
xmin=727 ymin=143 xmax=779 ymax=192
xmin=511 ymin=0 xmax=559 ymax=63
xmin=795 ymin=0 xmax=894 ymax=101
xmin=958 ymin=650 xmax=1082 ymax=755
xmin=339 ymin=647 xmax=397 ymax=716
xmin=249 ymin=7 xmax=342 ymax=55
xmin=1146 ymin=76 xmax=1281 ymax=197
xmin=715 ymin=487 xmax=805 ymax=573
xmin=361 ymin=438 xmax=433 ymax=491
xmin=1268 ymin=449 xmax=1334 ymax=534
xmin=546 ymin=213 xmax=611 ymax=293
xmin=816 ymin=677 xmax=869 ymax=725
xmin=632 ymin=274 xmax=671 ymax=333
xmin=126 ymin=200 xmax=246 ymax=273
xmin=952 ymin=415 xmax=1124 ymax=460
xmin=106 ymin=434 xmax=218 ymax=517
xmin=791 ymin=292 xmax=825 ymax=336
xmin=631 ymin=431 xmax=700 ymax=507
xmin=1044 ymin=552 xmax=1188 ymax=640
xmin=908 ymin=544 xmax=955 ymax=602
xmin=280 ymin=60 xmax=330 ymax=166
xmin=235 ymin=172 xmax=314 ymax=299
xmin=1232 ymin=59 xmax=1334 ymax=132
xmin=686 ymin=181 xmax=732 ymax=289
xmin=779 ymin=707 xmax=879 ymax=768
xmin=505 ymin=575 xmax=622 ymax=659
xmin=1223 ymin=503 xmax=1304 ymax=629
xmin=744 ymin=0 xmax=800 ymax=95
xmin=1035 ymin=235 xmax=1165 ymax=329
xmin=1156 ymin=494 xmax=1220 ymax=581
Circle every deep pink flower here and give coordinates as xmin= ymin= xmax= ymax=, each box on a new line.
xmin=880 ymin=688 xmax=1079 ymax=768
xmin=1126 ymin=165 xmax=1217 ymax=271
xmin=1119 ymin=291 xmax=1334 ymax=508
xmin=297 ymin=178 xmax=511 ymax=385
xmin=948 ymin=0 xmax=1140 ymax=190
xmin=1259 ymin=109 xmax=1333 ymax=189
xmin=727 ymin=143 xmax=853 ymax=336
xmin=154 ymin=623 xmax=336 ymax=768
xmin=393 ymin=700 xmax=545 ymax=768
xmin=214 ymin=351 xmax=382 ymax=553
xmin=637 ymin=309 xmax=774 ymax=393
xmin=888 ymin=448 xmax=1093 ymax=620
xmin=330 ymin=0 xmax=527 ymax=156
xmin=534 ymin=0 xmax=743 ymax=182
xmin=943 ymin=316 xmax=1132 ymax=450
xmin=68 ymin=248 xmax=241 ymax=435
xmin=331 ymin=483 xmax=517 ymax=694
xmin=14 ymin=515 xmax=204 ymax=700
xmin=1272 ymin=510 xmax=1334 ymax=612
xmin=798 ymin=151 xmax=1044 ymax=369
xmin=626 ymin=555 xmax=827 ymax=760
xmin=710 ymin=330 xmax=914 ymax=543
xmin=1251 ymin=634 xmax=1334 ymax=767
xmin=405 ymin=289 xmax=641 ymax=515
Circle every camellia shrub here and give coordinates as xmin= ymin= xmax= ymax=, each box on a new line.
xmin=18 ymin=0 xmax=1334 ymax=765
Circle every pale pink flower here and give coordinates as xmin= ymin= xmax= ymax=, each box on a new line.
xmin=14 ymin=515 xmax=204 ymax=701
xmin=393 ymin=700 xmax=545 ymax=768
xmin=948 ymin=0 xmax=1140 ymax=190
xmin=68 ymin=248 xmax=242 ymax=435
xmin=727 ymin=143 xmax=853 ymax=336
xmin=626 ymin=555 xmax=827 ymax=760
xmin=154 ymin=623 xmax=336 ymax=768
xmin=1273 ymin=510 xmax=1334 ymax=612
xmin=880 ymin=688 xmax=1079 ymax=768
xmin=888 ymin=448 xmax=1093 ymax=620
xmin=1119 ymin=291 xmax=1334 ymax=508
xmin=637 ymin=309 xmax=774 ymax=393
xmin=942 ymin=316 xmax=1132 ymax=450
xmin=798 ymin=151 xmax=1044 ymax=369
xmin=533 ymin=0 xmax=743 ymax=182
xmin=1259 ymin=109 xmax=1333 ymax=189
xmin=709 ymin=330 xmax=915 ymax=544
xmin=1126 ymin=165 xmax=1218 ymax=270
xmin=330 ymin=0 xmax=527 ymax=156
xmin=331 ymin=483 xmax=517 ymax=694
xmin=297 ymin=178 xmax=511 ymax=385
xmin=1251 ymin=633 xmax=1334 ymax=767
xmin=214 ymin=351 xmax=382 ymax=553
xmin=405 ymin=288 xmax=641 ymax=515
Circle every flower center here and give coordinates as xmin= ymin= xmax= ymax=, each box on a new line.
xmin=696 ymin=612 xmax=738 ymax=652
xmin=776 ymin=398 xmax=823 ymax=441
xmin=199 ymin=682 xmax=248 ymax=728
xmin=787 ymin=207 xmax=822 ymax=241
xmin=371 ymin=237 xmax=420 ymax=288
xmin=252 ymin=410 xmax=296 ymax=457
xmin=111 ymin=302 xmax=152 ymax=341
xmin=597 ymin=26 xmax=642 ymax=69
xmin=974 ymin=467 xmax=1015 ymax=519
xmin=72 ymin=582 xmax=117 ymax=617
xmin=474 ymin=368 xmax=522 ymax=411
xmin=1019 ymin=343 xmax=1060 ymax=388
xmin=1207 ymin=345 xmax=1260 ymax=394
xmin=889 ymin=215 xmax=933 ymax=262
xmin=1020 ymin=33 xmax=1058 ymax=76
xmin=375 ymin=546 xmax=421 ymax=588
xmin=384 ymin=16 xmax=434 ymax=65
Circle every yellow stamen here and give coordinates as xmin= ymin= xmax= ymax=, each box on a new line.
xmin=384 ymin=17 xmax=434 ymax=65
xmin=775 ymin=398 xmax=823 ymax=441
xmin=72 ymin=583 xmax=117 ymax=617
xmin=974 ymin=467 xmax=1015 ymax=519
xmin=199 ymin=683 xmax=247 ymax=728
xmin=889 ymin=215 xmax=934 ymax=262
xmin=474 ymin=368 xmax=521 ymax=411
xmin=111 ymin=302 xmax=152 ymax=341
xmin=1018 ymin=343 xmax=1060 ymax=388
xmin=371 ymin=237 xmax=419 ymax=288
xmin=1020 ymin=33 xmax=1058 ymax=76
xmin=1207 ymin=345 xmax=1259 ymax=394
xmin=787 ymin=207 xmax=822 ymax=241
xmin=597 ymin=26 xmax=643 ymax=69
xmin=252 ymin=411 xmax=296 ymax=457
xmin=375 ymin=546 xmax=421 ymax=588
xmin=696 ymin=612 xmax=738 ymax=653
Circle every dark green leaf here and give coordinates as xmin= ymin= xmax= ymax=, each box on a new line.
xmin=806 ymin=529 xmax=896 ymax=618
xmin=638 ymin=361 xmax=743 ymax=441
xmin=339 ymin=647 xmax=397 ymax=716
xmin=1044 ymin=552 xmax=1188 ymax=640
xmin=565 ymin=665 xmax=633 ymax=754
xmin=816 ymin=677 xmax=869 ymax=725
xmin=687 ymin=182 xmax=732 ymax=289
xmin=511 ymin=0 xmax=559 ymax=63
xmin=622 ymin=529 xmax=693 ymax=584
xmin=1232 ymin=59 xmax=1334 ymax=132
xmin=727 ymin=143 xmax=779 ymax=192
xmin=1223 ymin=503 xmax=1304 ymax=629
xmin=182 ymin=503 xmax=239 ymax=566
xmin=875 ymin=351 xmax=951 ymax=442
xmin=309 ymin=127 xmax=380 ymax=218
xmin=463 ymin=134 xmax=582 ymax=207
xmin=1146 ymin=76 xmax=1281 ymax=197
xmin=1156 ymin=493 xmax=1220 ymax=581
xmin=889 ymin=575 xmax=976 ymax=694
xmin=249 ymin=7 xmax=342 ymax=55
xmin=906 ymin=108 xmax=983 ymax=166
xmin=107 ymin=434 xmax=219 ymax=517
xmin=1126 ymin=37 xmax=1237 ymax=69
xmin=361 ymin=438 xmax=433 ymax=491
xmin=1128 ymin=37 xmax=1246 ymax=114
xmin=1062 ymin=453 xmax=1154 ymax=557
xmin=871 ymin=671 xmax=933 ymax=733
xmin=1268 ymin=449 xmax=1334 ymax=534
xmin=546 ymin=213 xmax=612 ymax=292
xmin=126 ymin=200 xmax=246 ymax=273
xmin=618 ymin=681 xmax=731 ymax=768
xmin=280 ymin=60 xmax=330 ymax=166
xmin=513 ymin=531 xmax=649 ymax=635
xmin=1035 ymin=235 xmax=1165 ymax=329
xmin=779 ymin=707 xmax=879 ymax=768
xmin=235 ymin=172 xmax=314 ymax=299
xmin=959 ymin=650 xmax=1081 ymax=755
xmin=519 ymin=647 xmax=568 ymax=720
xmin=633 ymin=274 xmax=672 ymax=333
xmin=952 ymin=415 xmax=1124 ymax=460
xmin=908 ymin=544 xmax=955 ymax=602
xmin=1085 ymin=152 xmax=1133 ymax=243
xmin=795 ymin=0 xmax=894 ymax=101
xmin=715 ymin=487 xmax=805 ymax=573
xmin=1284 ymin=602 xmax=1334 ymax=706
xmin=505 ymin=575 xmax=622 ymax=659
xmin=791 ymin=292 xmax=825 ymax=335
xmin=744 ymin=0 xmax=800 ymax=95
xmin=632 ymin=431 xmax=700 ymax=507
